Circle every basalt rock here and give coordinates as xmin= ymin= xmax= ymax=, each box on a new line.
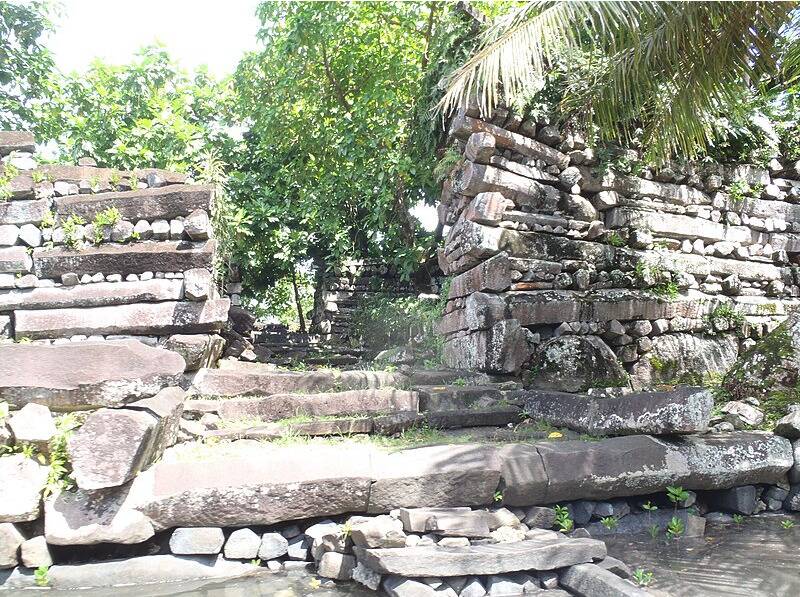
xmin=0 ymin=341 xmax=185 ymax=410
xmin=522 ymin=386 xmax=714 ymax=436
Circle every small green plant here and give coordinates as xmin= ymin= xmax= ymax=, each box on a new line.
xmin=0 ymin=401 xmax=8 ymax=423
xmin=606 ymin=231 xmax=626 ymax=247
xmin=452 ymin=377 xmax=468 ymax=387
xmin=733 ymin=514 xmax=744 ymax=526
xmin=633 ymin=568 xmax=654 ymax=587
xmin=726 ymin=178 xmax=763 ymax=205
xmin=44 ymin=413 xmax=80 ymax=497
xmin=89 ymin=174 xmax=101 ymax=190
xmin=128 ymin=175 xmax=138 ymax=189
xmin=706 ymin=303 xmax=746 ymax=334
xmin=34 ymin=565 xmax=49 ymax=587
xmin=651 ymin=280 xmax=679 ymax=299
xmin=641 ymin=501 xmax=658 ymax=513
xmin=600 ymin=516 xmax=619 ymax=530
xmin=92 ymin=207 xmax=122 ymax=244
xmin=666 ymin=516 xmax=685 ymax=539
xmin=554 ymin=505 xmax=574 ymax=533
xmin=31 ymin=169 xmax=45 ymax=183
xmin=666 ymin=486 xmax=690 ymax=511
xmin=338 ymin=520 xmax=353 ymax=539
xmin=781 ymin=519 xmax=795 ymax=530
xmin=109 ymin=171 xmax=121 ymax=189
xmin=41 ymin=209 xmax=55 ymax=229
xmin=62 ymin=214 xmax=86 ymax=250
xmin=249 ymin=558 xmax=261 ymax=566
xmin=648 ymin=523 xmax=660 ymax=540
xmin=0 ymin=162 xmax=20 ymax=201
xmin=433 ymin=146 xmax=463 ymax=183
xmin=493 ymin=490 xmax=504 ymax=503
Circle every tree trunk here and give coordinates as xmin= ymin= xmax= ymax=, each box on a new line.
xmin=291 ymin=267 xmax=307 ymax=334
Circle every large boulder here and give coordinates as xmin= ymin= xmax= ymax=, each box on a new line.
xmin=44 ymin=484 xmax=154 ymax=545
xmin=723 ymin=312 xmax=800 ymax=401
xmin=0 ymin=523 xmax=24 ymax=568
xmin=0 ymin=341 xmax=185 ymax=410
xmin=0 ymin=454 xmax=48 ymax=522
xmin=69 ymin=387 xmax=184 ymax=490
xmin=7 ymin=403 xmax=57 ymax=450
xmin=522 ymin=387 xmax=714 ymax=436
xmin=525 ymin=335 xmax=629 ymax=392
xmin=632 ymin=333 xmax=738 ymax=389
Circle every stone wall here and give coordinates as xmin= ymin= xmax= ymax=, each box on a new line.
xmin=436 ymin=109 xmax=800 ymax=389
xmin=0 ymin=131 xmax=228 ymax=370
xmin=311 ymin=260 xmax=431 ymax=344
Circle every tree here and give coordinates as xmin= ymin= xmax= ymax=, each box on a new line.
xmin=438 ymin=1 xmax=800 ymax=163
xmin=231 ymin=1 xmax=448 ymax=293
xmin=0 ymin=0 xmax=56 ymax=130
xmin=37 ymin=45 xmax=233 ymax=174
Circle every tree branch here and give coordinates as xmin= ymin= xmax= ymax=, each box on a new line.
xmin=319 ymin=42 xmax=352 ymax=112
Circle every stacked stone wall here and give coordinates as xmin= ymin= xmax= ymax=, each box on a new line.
xmin=312 ymin=260 xmax=433 ymax=343
xmin=437 ymin=109 xmax=800 ymax=388
xmin=0 ymin=131 xmax=227 ymax=370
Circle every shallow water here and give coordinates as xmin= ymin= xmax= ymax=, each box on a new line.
xmin=604 ymin=513 xmax=800 ymax=597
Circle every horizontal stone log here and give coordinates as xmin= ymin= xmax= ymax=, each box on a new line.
xmin=39 ymin=164 xmax=186 ymax=187
xmin=579 ymin=167 xmax=710 ymax=205
xmin=449 ymin=114 xmax=570 ymax=168
xmin=742 ymin=197 xmax=800 ymax=223
xmin=131 ymin=443 xmax=374 ymax=529
xmin=214 ymin=389 xmax=418 ymax=421
xmin=0 ymin=199 xmax=48 ymax=225
xmin=0 ymin=279 xmax=184 ymax=312
xmin=14 ymin=298 xmax=229 ymax=339
xmin=506 ymin=289 xmax=708 ymax=326
xmin=192 ymin=364 xmax=405 ymax=397
xmin=356 ymin=538 xmax=606 ymax=577
xmin=488 ymin=155 xmax=559 ymax=182
xmin=461 ymin=192 xmax=513 ymax=225
xmin=0 ymin=131 xmax=35 ymax=156
xmin=532 ymin=433 xmax=791 ymax=504
xmin=455 ymin=163 xmax=561 ymax=208
xmin=607 ymin=206 xmax=751 ymax=244
xmin=0 ymin=340 xmax=185 ymax=410
xmin=522 ymin=387 xmax=714 ymax=436
xmin=442 ymin=320 xmax=533 ymax=373
xmin=33 ymin=240 xmax=215 ymax=278
xmin=0 ymin=246 xmax=32 ymax=273
xmin=54 ymin=184 xmax=212 ymax=222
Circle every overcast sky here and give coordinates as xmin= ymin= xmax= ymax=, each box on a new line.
xmin=48 ymin=0 xmax=262 ymax=77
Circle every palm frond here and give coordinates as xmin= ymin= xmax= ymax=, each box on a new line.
xmin=436 ymin=0 xmax=665 ymax=117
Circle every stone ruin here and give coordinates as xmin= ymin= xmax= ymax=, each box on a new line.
xmin=436 ymin=108 xmax=800 ymax=391
xmin=2 ymin=124 xmax=800 ymax=597
xmin=0 ymin=130 xmax=228 ymax=370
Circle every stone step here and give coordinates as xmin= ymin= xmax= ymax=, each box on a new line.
xmin=408 ymin=369 xmax=514 ymax=386
xmin=54 ymin=184 xmax=212 ymax=222
xmin=0 ymin=340 xmax=185 ymax=410
xmin=415 ymin=384 xmax=523 ymax=411
xmin=14 ymin=298 xmax=229 ymax=340
xmin=522 ymin=386 xmax=714 ymax=436
xmin=33 ymin=240 xmax=215 ymax=279
xmin=355 ymin=537 xmax=606 ymax=577
xmin=191 ymin=365 xmax=407 ymax=397
xmin=212 ymin=389 xmax=418 ymax=421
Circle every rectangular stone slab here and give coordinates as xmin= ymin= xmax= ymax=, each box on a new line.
xmin=0 ymin=340 xmax=185 ymax=410
xmin=214 ymin=389 xmax=418 ymax=421
xmin=0 ymin=246 xmax=32 ymax=274
xmin=33 ymin=240 xmax=215 ymax=279
xmin=522 ymin=387 xmax=714 ymax=436
xmin=356 ymin=538 xmax=606 ymax=576
xmin=0 ymin=131 xmax=35 ymax=156
xmin=0 ymin=199 xmax=48 ymax=225
xmin=54 ymin=184 xmax=212 ymax=222
xmin=14 ymin=299 xmax=230 ymax=340
xmin=0 ymin=279 xmax=184 ymax=312
xmin=193 ymin=365 xmax=406 ymax=397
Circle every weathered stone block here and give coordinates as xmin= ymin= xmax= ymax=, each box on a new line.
xmin=163 ymin=334 xmax=223 ymax=371
xmin=0 ymin=279 xmax=184 ymax=312
xmin=0 ymin=523 xmax=24 ymax=569
xmin=33 ymin=240 xmax=215 ymax=278
xmin=522 ymin=387 xmax=714 ymax=436
xmin=54 ymin=184 xmax=212 ymax=222
xmin=0 ymin=246 xmax=32 ymax=273
xmin=0 ymin=454 xmax=48 ymax=523
xmin=526 ymin=335 xmax=628 ymax=392
xmin=169 ymin=527 xmax=224 ymax=555
xmin=559 ymin=563 xmax=649 ymax=597
xmin=0 ymin=131 xmax=35 ymax=156
xmin=0 ymin=341 xmax=185 ymax=410
xmin=14 ymin=298 xmax=230 ymax=339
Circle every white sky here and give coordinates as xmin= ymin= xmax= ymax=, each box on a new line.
xmin=48 ymin=0 xmax=262 ymax=77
